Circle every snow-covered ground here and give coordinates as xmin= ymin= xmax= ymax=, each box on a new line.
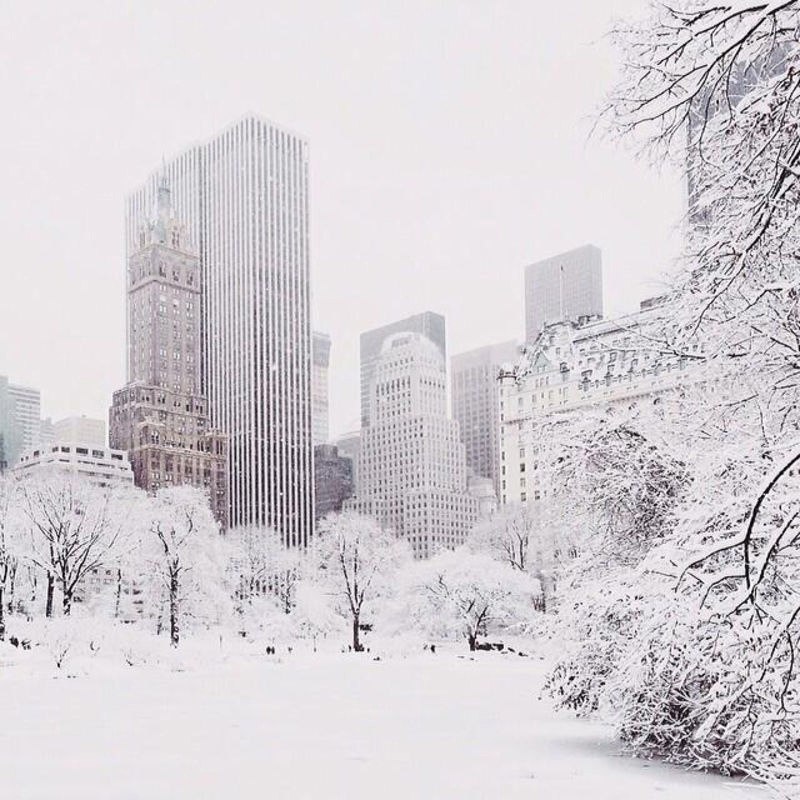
xmin=0 ymin=643 xmax=764 ymax=799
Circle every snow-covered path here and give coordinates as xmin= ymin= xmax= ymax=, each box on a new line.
xmin=0 ymin=651 xmax=764 ymax=799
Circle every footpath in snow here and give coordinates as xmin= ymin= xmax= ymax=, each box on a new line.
xmin=0 ymin=647 xmax=765 ymax=799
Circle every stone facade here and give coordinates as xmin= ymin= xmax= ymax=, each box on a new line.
xmin=359 ymin=312 xmax=446 ymax=428
xmin=347 ymin=331 xmax=477 ymax=559
xmin=110 ymin=181 xmax=228 ymax=528
xmin=498 ymin=300 xmax=698 ymax=507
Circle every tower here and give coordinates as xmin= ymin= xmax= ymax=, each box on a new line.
xmin=125 ymin=116 xmax=313 ymax=543
xmin=359 ymin=311 xmax=446 ymax=428
xmin=348 ymin=332 xmax=478 ymax=559
xmin=110 ymin=181 xmax=228 ymax=527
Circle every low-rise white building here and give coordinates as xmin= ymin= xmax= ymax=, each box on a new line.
xmin=12 ymin=441 xmax=134 ymax=485
xmin=498 ymin=302 xmax=700 ymax=506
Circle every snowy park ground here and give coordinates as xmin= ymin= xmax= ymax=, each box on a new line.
xmin=0 ymin=639 xmax=766 ymax=800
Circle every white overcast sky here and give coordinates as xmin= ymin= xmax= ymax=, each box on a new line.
xmin=0 ymin=0 xmax=683 ymax=439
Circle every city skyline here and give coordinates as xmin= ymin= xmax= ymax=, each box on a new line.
xmin=0 ymin=1 xmax=684 ymax=440
xmin=126 ymin=117 xmax=313 ymax=542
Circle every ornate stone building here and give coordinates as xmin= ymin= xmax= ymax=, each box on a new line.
xmin=498 ymin=299 xmax=699 ymax=508
xmin=109 ymin=181 xmax=228 ymax=528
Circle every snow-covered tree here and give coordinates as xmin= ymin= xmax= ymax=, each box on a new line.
xmin=469 ymin=503 xmax=559 ymax=609
xmin=469 ymin=504 xmax=535 ymax=572
xmin=404 ymin=548 xmax=538 ymax=651
xmin=224 ymin=524 xmax=304 ymax=641
xmin=0 ymin=475 xmax=24 ymax=639
xmin=311 ymin=511 xmax=411 ymax=652
xmin=19 ymin=471 xmax=129 ymax=617
xmin=582 ymin=3 xmax=800 ymax=787
xmin=144 ymin=486 xmax=226 ymax=647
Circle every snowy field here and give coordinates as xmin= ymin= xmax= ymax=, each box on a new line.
xmin=0 ymin=645 xmax=765 ymax=800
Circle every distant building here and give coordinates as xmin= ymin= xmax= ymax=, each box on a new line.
xmin=451 ymin=340 xmax=519 ymax=496
xmin=359 ymin=311 xmax=446 ymax=428
xmin=0 ymin=376 xmax=41 ymax=468
xmin=110 ymin=180 xmax=228 ymax=528
xmin=13 ymin=441 xmax=133 ymax=486
xmin=686 ymin=51 xmax=787 ymax=225
xmin=467 ymin=474 xmax=499 ymax=519
xmin=127 ymin=115 xmax=313 ymax=542
xmin=335 ymin=430 xmax=361 ymax=492
xmin=314 ymin=444 xmax=354 ymax=521
xmin=499 ymin=305 xmax=699 ymax=507
xmin=312 ymin=332 xmax=331 ymax=446
xmin=347 ymin=332 xmax=477 ymax=559
xmin=53 ymin=416 xmax=106 ymax=447
xmin=39 ymin=417 xmax=55 ymax=449
xmin=524 ymin=245 xmax=603 ymax=342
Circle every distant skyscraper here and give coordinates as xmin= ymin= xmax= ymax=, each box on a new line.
xmin=451 ymin=340 xmax=519 ymax=495
xmin=335 ymin=430 xmax=361 ymax=493
xmin=524 ymin=245 xmax=602 ymax=341
xmin=348 ymin=332 xmax=477 ymax=559
xmin=314 ymin=444 xmax=353 ymax=521
xmin=0 ymin=377 xmax=41 ymax=468
xmin=53 ymin=416 xmax=106 ymax=448
xmin=359 ymin=312 xmax=445 ymax=428
xmin=312 ymin=331 xmax=331 ymax=446
xmin=39 ymin=417 xmax=55 ymax=450
xmin=125 ymin=115 xmax=312 ymax=543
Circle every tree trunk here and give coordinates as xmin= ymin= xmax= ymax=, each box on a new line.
xmin=468 ymin=633 xmax=477 ymax=651
xmin=62 ymin=589 xmax=71 ymax=617
xmin=114 ymin=569 xmax=122 ymax=619
xmin=169 ymin=569 xmax=179 ymax=648
xmin=7 ymin=562 xmax=16 ymax=613
xmin=0 ymin=585 xmax=5 ymax=640
xmin=352 ymin=613 xmax=361 ymax=652
xmin=45 ymin=573 xmax=54 ymax=618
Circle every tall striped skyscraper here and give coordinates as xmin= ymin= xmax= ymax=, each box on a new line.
xmin=125 ymin=115 xmax=313 ymax=544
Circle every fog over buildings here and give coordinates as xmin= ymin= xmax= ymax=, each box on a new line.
xmin=0 ymin=0 xmax=683 ymax=445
